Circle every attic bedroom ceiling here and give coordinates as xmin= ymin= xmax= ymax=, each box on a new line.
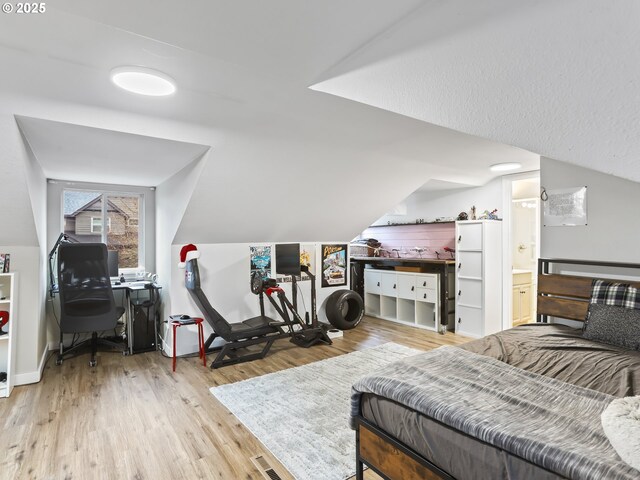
xmin=312 ymin=0 xmax=640 ymax=184
xmin=12 ymin=1 xmax=637 ymax=243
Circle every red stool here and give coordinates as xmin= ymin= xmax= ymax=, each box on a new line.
xmin=171 ymin=317 xmax=206 ymax=372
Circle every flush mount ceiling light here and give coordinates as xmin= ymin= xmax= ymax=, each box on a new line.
xmin=110 ymin=66 xmax=176 ymax=96
xmin=489 ymin=162 xmax=522 ymax=172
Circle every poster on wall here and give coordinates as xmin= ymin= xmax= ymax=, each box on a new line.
xmin=543 ymin=186 xmax=587 ymax=226
xmin=321 ymin=244 xmax=347 ymax=288
xmin=250 ymin=245 xmax=272 ymax=279
xmin=275 ymin=243 xmax=316 ymax=283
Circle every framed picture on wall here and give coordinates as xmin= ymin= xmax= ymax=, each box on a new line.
xmin=321 ymin=244 xmax=347 ymax=288
xmin=250 ymin=245 xmax=272 ymax=279
xmin=543 ymin=186 xmax=587 ymax=226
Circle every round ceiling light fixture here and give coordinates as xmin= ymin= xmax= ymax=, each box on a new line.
xmin=489 ymin=162 xmax=522 ymax=172
xmin=110 ymin=66 xmax=176 ymax=96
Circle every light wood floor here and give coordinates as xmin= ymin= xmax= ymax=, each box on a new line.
xmin=0 ymin=317 xmax=470 ymax=480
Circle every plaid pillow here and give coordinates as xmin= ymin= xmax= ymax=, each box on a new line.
xmin=623 ymin=285 xmax=640 ymax=310
xmin=590 ymin=279 xmax=630 ymax=307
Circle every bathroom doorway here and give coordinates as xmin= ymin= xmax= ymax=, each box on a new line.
xmin=502 ymin=172 xmax=540 ymax=329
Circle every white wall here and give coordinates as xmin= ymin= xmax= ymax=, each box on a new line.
xmin=155 ymin=153 xmax=208 ymax=325
xmin=511 ymin=202 xmax=537 ymax=271
xmin=166 ymin=242 xmax=349 ymax=356
xmin=374 ymin=177 xmax=504 ymax=226
xmin=0 ymin=114 xmax=48 ymax=385
xmin=540 ymin=157 xmax=640 ymax=327
xmin=540 ymin=157 xmax=640 ymax=264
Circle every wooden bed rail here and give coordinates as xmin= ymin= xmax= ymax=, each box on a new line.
xmin=537 ymin=258 xmax=640 ymax=323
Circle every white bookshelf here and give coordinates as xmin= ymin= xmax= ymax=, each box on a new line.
xmin=0 ymin=273 xmax=17 ymax=398
xmin=454 ymin=220 xmax=502 ymax=338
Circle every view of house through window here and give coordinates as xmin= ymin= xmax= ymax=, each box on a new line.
xmin=63 ymin=190 xmax=142 ymax=269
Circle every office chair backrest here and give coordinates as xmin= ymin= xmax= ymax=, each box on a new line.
xmin=184 ymin=258 xmax=233 ymax=339
xmin=57 ymin=243 xmax=120 ymax=333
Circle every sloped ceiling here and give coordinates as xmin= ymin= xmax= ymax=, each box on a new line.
xmin=16 ymin=117 xmax=209 ymax=187
xmin=0 ymin=1 xmax=543 ymax=244
xmin=312 ymin=0 xmax=640 ymax=183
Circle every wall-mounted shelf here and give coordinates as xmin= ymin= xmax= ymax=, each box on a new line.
xmin=366 ymin=221 xmax=455 ymax=228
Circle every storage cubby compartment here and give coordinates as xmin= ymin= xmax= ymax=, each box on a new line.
xmin=397 ymin=298 xmax=415 ymax=323
xmin=364 ymin=293 xmax=381 ymax=317
xmin=0 ymin=275 xmax=11 ymax=302
xmin=364 ymin=269 xmax=441 ymax=331
xmin=380 ymin=295 xmax=397 ymax=319
xmin=416 ymin=302 xmax=437 ymax=330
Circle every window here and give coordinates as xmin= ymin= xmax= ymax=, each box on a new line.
xmin=63 ymin=190 xmax=144 ymax=270
xmin=90 ymin=217 xmax=111 ymax=233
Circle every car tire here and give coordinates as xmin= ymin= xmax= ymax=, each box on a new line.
xmin=325 ymin=289 xmax=364 ymax=330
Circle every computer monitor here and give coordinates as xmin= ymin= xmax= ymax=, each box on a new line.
xmin=107 ymin=250 xmax=119 ymax=278
xmin=275 ymin=243 xmax=301 ymax=276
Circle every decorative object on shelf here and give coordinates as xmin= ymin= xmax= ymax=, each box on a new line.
xmin=1 ymin=254 xmax=9 ymax=273
xmin=411 ymin=247 xmax=426 ymax=258
xmin=478 ymin=209 xmax=500 ymax=220
xmin=0 ymin=310 xmax=8 ymax=335
xmin=471 ymin=205 xmax=477 ymax=220
xmin=457 ymin=212 xmax=468 ymax=221
xmin=377 ymin=220 xmax=455 ymax=227
xmin=443 ymin=247 xmax=455 ymax=259
xmin=321 ymin=244 xmax=347 ymax=288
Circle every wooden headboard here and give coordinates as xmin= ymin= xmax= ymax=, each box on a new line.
xmin=537 ymin=258 xmax=640 ymax=323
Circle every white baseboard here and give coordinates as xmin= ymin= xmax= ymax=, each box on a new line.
xmin=14 ymin=343 xmax=50 ymax=386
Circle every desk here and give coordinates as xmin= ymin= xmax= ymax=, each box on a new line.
xmin=350 ymin=257 xmax=455 ymax=333
xmin=112 ymin=282 xmax=162 ymax=354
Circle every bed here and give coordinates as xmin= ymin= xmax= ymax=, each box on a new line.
xmin=351 ymin=258 xmax=640 ymax=480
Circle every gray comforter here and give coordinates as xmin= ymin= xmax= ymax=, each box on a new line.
xmin=351 ymin=346 xmax=639 ymax=480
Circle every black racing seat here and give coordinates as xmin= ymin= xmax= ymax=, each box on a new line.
xmin=184 ymin=258 xmax=287 ymax=368
xmin=226 ymin=316 xmax=278 ymax=341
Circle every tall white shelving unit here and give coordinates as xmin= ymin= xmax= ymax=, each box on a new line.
xmin=0 ymin=272 xmax=17 ymax=398
xmin=455 ymin=220 xmax=502 ymax=338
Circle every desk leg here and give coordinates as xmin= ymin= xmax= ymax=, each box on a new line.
xmin=126 ymin=290 xmax=134 ymax=355
xmin=172 ymin=323 xmax=178 ymax=372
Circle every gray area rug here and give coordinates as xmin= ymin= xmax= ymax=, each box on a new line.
xmin=210 ymin=342 xmax=423 ymax=480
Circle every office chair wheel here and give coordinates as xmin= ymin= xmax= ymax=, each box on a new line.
xmin=55 ymin=357 xmax=63 ymax=366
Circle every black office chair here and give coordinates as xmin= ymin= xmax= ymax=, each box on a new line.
xmin=56 ymin=243 xmax=126 ymax=367
xmin=185 ymin=258 xmax=289 ymax=368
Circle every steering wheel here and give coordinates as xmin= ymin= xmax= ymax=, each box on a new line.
xmin=250 ymin=272 xmax=263 ymax=295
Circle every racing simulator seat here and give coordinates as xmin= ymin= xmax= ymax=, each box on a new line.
xmin=184 ymin=258 xmax=289 ymax=368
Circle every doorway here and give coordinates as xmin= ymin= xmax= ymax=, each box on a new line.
xmin=502 ymin=172 xmax=540 ymax=329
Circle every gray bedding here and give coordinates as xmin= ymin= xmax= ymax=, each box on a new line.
xmin=351 ymin=339 xmax=640 ymax=480
xmin=360 ymin=394 xmax=564 ymax=480
xmin=460 ymin=323 xmax=640 ymax=397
